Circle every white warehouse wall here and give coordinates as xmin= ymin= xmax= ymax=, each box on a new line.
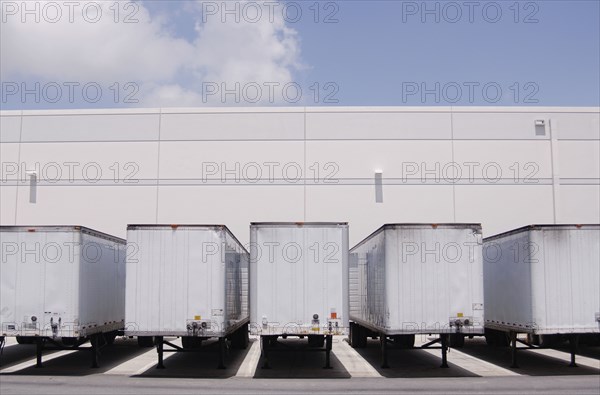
xmin=1 ymin=107 xmax=598 ymax=246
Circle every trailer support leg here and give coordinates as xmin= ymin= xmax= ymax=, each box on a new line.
xmin=90 ymin=334 xmax=99 ymax=368
xmin=510 ymin=331 xmax=518 ymax=368
xmin=217 ymin=337 xmax=226 ymax=369
xmin=569 ymin=334 xmax=579 ymax=367
xmin=261 ymin=336 xmax=271 ymax=369
xmin=35 ymin=337 xmax=43 ymax=368
xmin=380 ymin=333 xmax=389 ymax=369
xmin=156 ymin=336 xmax=165 ymax=369
xmin=348 ymin=323 xmax=353 ymax=347
xmin=440 ymin=334 xmax=449 ymax=368
xmin=324 ymin=335 xmax=333 ymax=369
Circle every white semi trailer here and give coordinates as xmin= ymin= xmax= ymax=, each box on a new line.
xmin=483 ymin=224 xmax=600 ymax=368
xmin=250 ymin=222 xmax=349 ymax=369
xmin=125 ymin=225 xmax=249 ymax=369
xmin=0 ymin=226 xmax=126 ymax=368
xmin=349 ymin=224 xmax=484 ymax=368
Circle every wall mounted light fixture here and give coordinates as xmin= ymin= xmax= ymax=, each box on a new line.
xmin=26 ymin=171 xmax=37 ymax=204
xmin=375 ymin=170 xmax=383 ymax=203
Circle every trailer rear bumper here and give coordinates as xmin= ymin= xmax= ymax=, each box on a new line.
xmin=350 ymin=317 xmax=484 ymax=336
xmin=1 ymin=321 xmax=124 ymax=338
xmin=484 ymin=320 xmax=600 ymax=335
xmin=125 ymin=317 xmax=249 ymax=338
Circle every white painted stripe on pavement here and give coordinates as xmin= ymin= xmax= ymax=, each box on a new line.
xmin=529 ymin=348 xmax=600 ymax=370
xmin=0 ymin=350 xmax=77 ymax=373
xmin=432 ymin=348 xmax=519 ymax=377
xmin=132 ymin=354 xmax=177 ymax=376
xmin=333 ymin=339 xmax=382 ymax=378
xmin=235 ymin=339 xmax=260 ymax=377
xmin=104 ymin=347 xmax=160 ymax=376
xmin=2 ymin=337 xmax=19 ymax=347
xmin=105 ymin=337 xmax=179 ymax=376
xmin=417 ymin=336 xmax=520 ymax=377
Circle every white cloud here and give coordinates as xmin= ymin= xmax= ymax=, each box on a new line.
xmin=141 ymin=83 xmax=205 ymax=107
xmin=0 ymin=0 xmax=304 ymax=107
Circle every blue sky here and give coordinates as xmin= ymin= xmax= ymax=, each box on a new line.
xmin=1 ymin=0 xmax=599 ymax=108
xmin=294 ymin=0 xmax=600 ymax=106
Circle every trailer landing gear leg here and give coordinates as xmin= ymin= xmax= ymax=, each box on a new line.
xmin=261 ymin=336 xmax=271 ymax=369
xmin=90 ymin=334 xmax=99 ymax=368
xmin=324 ymin=335 xmax=333 ymax=369
xmin=569 ymin=334 xmax=579 ymax=367
xmin=217 ymin=337 xmax=226 ymax=369
xmin=380 ymin=333 xmax=389 ymax=369
xmin=35 ymin=337 xmax=43 ymax=368
xmin=156 ymin=336 xmax=165 ymax=369
xmin=510 ymin=331 xmax=518 ymax=368
xmin=440 ymin=334 xmax=449 ymax=368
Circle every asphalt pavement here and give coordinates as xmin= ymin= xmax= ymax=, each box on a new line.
xmin=1 ymin=335 xmax=598 ymax=394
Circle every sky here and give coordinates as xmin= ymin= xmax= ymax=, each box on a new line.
xmin=1 ymin=0 xmax=599 ymax=109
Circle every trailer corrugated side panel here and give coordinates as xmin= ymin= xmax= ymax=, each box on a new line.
xmin=125 ymin=226 xmax=249 ymax=337
xmin=250 ymin=223 xmax=349 ymax=335
xmin=224 ymin=230 xmax=250 ymax=332
xmin=484 ymin=225 xmax=600 ymax=334
xmin=0 ymin=226 xmax=125 ymax=338
xmin=350 ymin=224 xmax=484 ymax=335
xmin=483 ymin=230 xmax=533 ymax=331
xmin=349 ymin=230 xmax=386 ymax=330
xmin=78 ymin=229 xmax=126 ymax=335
